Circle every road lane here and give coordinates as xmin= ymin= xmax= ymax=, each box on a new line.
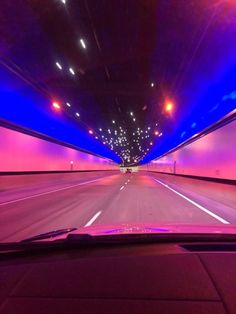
xmin=153 ymin=178 xmax=229 ymax=224
xmin=0 ymin=173 xmax=128 ymax=242
xmin=0 ymin=177 xmax=104 ymax=207
xmin=0 ymin=172 xmax=236 ymax=242
xmin=0 ymin=171 xmax=119 ymax=204
xmin=150 ymin=172 xmax=236 ymax=208
xmin=150 ymin=172 xmax=236 ymax=224
xmin=94 ymin=174 xmax=228 ymax=226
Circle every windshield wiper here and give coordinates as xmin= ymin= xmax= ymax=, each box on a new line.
xmin=21 ymin=228 xmax=77 ymax=242
xmin=1 ymin=232 xmax=236 ymax=255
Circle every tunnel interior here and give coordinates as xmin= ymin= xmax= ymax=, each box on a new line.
xmin=0 ymin=0 xmax=235 ymax=168
xmin=0 ymin=0 xmax=236 ymax=244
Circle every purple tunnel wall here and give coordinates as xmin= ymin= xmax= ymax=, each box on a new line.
xmin=141 ymin=119 xmax=236 ymax=181
xmin=0 ymin=127 xmax=118 ymax=172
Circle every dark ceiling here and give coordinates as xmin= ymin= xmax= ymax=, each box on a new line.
xmin=0 ymin=0 xmax=235 ymax=165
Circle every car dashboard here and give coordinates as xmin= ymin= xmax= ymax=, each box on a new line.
xmin=0 ymin=240 xmax=235 ymax=314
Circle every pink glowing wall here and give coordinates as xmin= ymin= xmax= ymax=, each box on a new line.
xmin=142 ymin=120 xmax=236 ymax=180
xmin=0 ymin=127 xmax=118 ymax=171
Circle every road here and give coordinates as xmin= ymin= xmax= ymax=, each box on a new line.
xmin=0 ymin=171 xmax=236 ymax=242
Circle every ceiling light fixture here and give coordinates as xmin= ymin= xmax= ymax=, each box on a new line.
xmin=165 ymin=102 xmax=173 ymax=112
xmin=52 ymin=102 xmax=60 ymax=110
xmin=80 ymin=39 xmax=86 ymax=49
xmin=69 ymin=67 xmax=75 ymax=75
xmin=55 ymin=62 xmax=62 ymax=70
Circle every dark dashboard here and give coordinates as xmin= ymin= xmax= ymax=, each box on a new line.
xmin=0 ymin=240 xmax=235 ymax=314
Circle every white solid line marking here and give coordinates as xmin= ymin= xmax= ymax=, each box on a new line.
xmin=0 ymin=178 xmax=103 ymax=206
xmin=84 ymin=211 xmax=102 ymax=227
xmin=120 ymin=186 xmax=125 ymax=190
xmin=153 ymin=178 xmax=230 ymax=224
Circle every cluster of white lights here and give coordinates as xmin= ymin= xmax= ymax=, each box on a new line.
xmin=85 ymin=114 xmax=164 ymax=164
xmin=54 ymin=56 xmax=161 ymax=163
xmin=53 ymin=35 xmax=88 ymax=123
xmin=53 ymin=6 xmax=166 ymax=163
xmin=56 ymin=3 xmax=88 ymax=73
xmin=59 ymin=0 xmax=87 ymax=50
xmin=55 ymin=61 xmax=76 ymax=76
xmin=52 ymin=101 xmax=80 ymax=119
xmin=129 ymin=111 xmax=136 ymax=122
xmin=55 ymin=39 xmax=87 ymax=76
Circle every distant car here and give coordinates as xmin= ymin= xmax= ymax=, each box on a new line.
xmin=125 ymin=168 xmax=132 ymax=173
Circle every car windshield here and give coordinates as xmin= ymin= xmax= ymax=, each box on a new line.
xmin=0 ymin=0 xmax=235 ymax=243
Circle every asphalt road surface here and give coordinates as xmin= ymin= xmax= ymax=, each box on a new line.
xmin=1 ymin=171 xmax=236 ymax=242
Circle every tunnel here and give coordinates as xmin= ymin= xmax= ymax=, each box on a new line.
xmin=0 ymin=0 xmax=235 ymax=242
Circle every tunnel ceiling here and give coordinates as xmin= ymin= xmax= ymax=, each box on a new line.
xmin=0 ymin=0 xmax=235 ymax=165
